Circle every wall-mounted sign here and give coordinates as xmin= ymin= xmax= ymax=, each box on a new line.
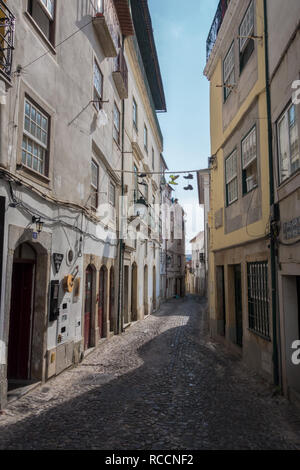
xmin=53 ymin=253 xmax=64 ymax=274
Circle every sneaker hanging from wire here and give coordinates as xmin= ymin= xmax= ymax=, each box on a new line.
xmin=183 ymin=184 xmax=193 ymax=190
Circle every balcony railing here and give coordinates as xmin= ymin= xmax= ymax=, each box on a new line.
xmin=0 ymin=0 xmax=15 ymax=82
xmin=206 ymin=0 xmax=230 ymax=61
xmin=112 ymin=48 xmax=128 ymax=99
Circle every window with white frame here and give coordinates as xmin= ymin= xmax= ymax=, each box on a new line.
xmin=242 ymin=126 xmax=258 ymax=193
xmin=225 ymin=150 xmax=238 ymax=205
xmin=239 ymin=0 xmax=254 ymax=72
xmin=144 ymin=124 xmax=148 ymax=152
xmin=91 ymin=160 xmax=99 ymax=209
xmin=109 ymin=181 xmax=116 ymax=207
xmin=223 ymin=42 xmax=235 ymax=100
xmin=113 ymin=103 xmax=120 ymax=144
xmin=133 ymin=97 xmax=138 ymax=130
xmin=93 ymin=61 xmax=103 ymax=111
xmin=28 ymin=0 xmax=56 ymax=44
xmin=277 ymin=103 xmax=299 ymax=182
xmin=22 ymin=98 xmax=49 ymax=176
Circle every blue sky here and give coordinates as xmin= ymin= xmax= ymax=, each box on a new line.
xmin=148 ymin=0 xmax=219 ymax=250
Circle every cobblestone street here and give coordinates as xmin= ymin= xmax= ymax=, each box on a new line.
xmin=0 ymin=295 xmax=300 ymax=450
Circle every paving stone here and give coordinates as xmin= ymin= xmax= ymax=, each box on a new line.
xmin=0 ymin=295 xmax=299 ymax=450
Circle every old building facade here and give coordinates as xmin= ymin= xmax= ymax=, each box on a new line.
xmin=0 ymin=0 xmax=167 ymax=408
xmin=204 ymin=0 xmax=275 ymax=381
xmin=267 ymin=0 xmax=300 ymax=402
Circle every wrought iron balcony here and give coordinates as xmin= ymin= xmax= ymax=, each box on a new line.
xmin=206 ymin=0 xmax=230 ymax=61
xmin=112 ymin=48 xmax=128 ymax=99
xmin=0 ymin=0 xmax=15 ymax=82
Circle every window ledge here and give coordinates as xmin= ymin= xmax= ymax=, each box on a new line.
xmin=24 ymin=11 xmax=56 ymax=55
xmin=16 ymin=163 xmax=51 ymax=187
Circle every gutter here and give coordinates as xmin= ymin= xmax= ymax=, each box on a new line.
xmin=263 ymin=0 xmax=280 ymax=388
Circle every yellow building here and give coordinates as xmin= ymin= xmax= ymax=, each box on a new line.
xmin=204 ymin=0 xmax=276 ymax=382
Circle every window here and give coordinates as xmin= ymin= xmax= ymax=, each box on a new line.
xmin=91 ymin=160 xmax=99 ymax=209
xmin=93 ymin=61 xmax=103 ymax=111
xmin=277 ymin=103 xmax=299 ymax=183
xmin=133 ymin=164 xmax=138 ymax=202
xmin=239 ymin=1 xmax=254 ymax=73
xmin=113 ymin=103 xmax=120 ymax=144
xmin=152 ymin=147 xmax=155 ymax=169
xmin=223 ymin=42 xmax=235 ymax=100
xmin=28 ymin=0 xmax=56 ymax=44
xmin=242 ymin=126 xmax=258 ymax=194
xmin=178 ymin=256 xmax=181 ymax=267
xmin=225 ymin=150 xmax=238 ymax=205
xmin=144 ymin=183 xmax=148 ymax=203
xmin=109 ymin=181 xmax=116 ymax=207
xmin=22 ymin=98 xmax=49 ymax=176
xmin=144 ymin=124 xmax=148 ymax=152
xmin=133 ymin=97 xmax=138 ymax=130
xmin=247 ymin=261 xmax=270 ymax=339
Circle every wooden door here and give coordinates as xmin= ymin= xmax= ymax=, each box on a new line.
xmin=84 ymin=266 xmax=93 ymax=349
xmin=234 ymin=265 xmax=243 ymax=347
xmin=7 ymin=262 xmax=34 ymax=380
xmin=98 ymin=268 xmax=105 ymax=338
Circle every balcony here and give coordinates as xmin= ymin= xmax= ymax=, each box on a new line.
xmin=206 ymin=0 xmax=230 ymax=61
xmin=112 ymin=48 xmax=128 ymax=99
xmin=0 ymin=0 xmax=15 ymax=82
xmin=92 ymin=0 xmax=117 ymax=57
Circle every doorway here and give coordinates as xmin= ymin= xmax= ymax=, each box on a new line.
xmin=234 ymin=264 xmax=243 ymax=347
xmin=7 ymin=243 xmax=36 ymax=381
xmin=216 ymin=266 xmax=226 ymax=336
xmin=98 ymin=266 xmax=106 ymax=339
xmin=109 ymin=267 xmax=115 ymax=332
xmin=131 ymin=263 xmax=137 ymax=321
xmin=124 ymin=265 xmax=129 ymax=324
xmin=84 ymin=265 xmax=93 ymax=350
xmin=152 ymin=266 xmax=156 ymax=311
xmin=144 ymin=265 xmax=148 ymax=316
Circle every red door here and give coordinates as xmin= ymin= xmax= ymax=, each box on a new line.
xmin=98 ymin=268 xmax=105 ymax=338
xmin=84 ymin=267 xmax=93 ymax=350
xmin=7 ymin=262 xmax=34 ymax=380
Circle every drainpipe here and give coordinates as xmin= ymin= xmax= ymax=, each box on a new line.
xmin=263 ymin=0 xmax=280 ymax=388
xmin=117 ymin=36 xmax=126 ymax=336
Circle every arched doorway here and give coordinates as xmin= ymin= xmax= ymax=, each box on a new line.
xmin=153 ymin=265 xmax=156 ymax=311
xmin=131 ymin=263 xmax=137 ymax=321
xmin=109 ymin=267 xmax=115 ymax=332
xmin=98 ymin=266 xmax=107 ymax=339
xmin=7 ymin=243 xmax=36 ymax=381
xmin=84 ymin=265 xmax=93 ymax=350
xmin=144 ymin=265 xmax=148 ymax=316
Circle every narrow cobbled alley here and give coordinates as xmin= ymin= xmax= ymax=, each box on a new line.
xmin=0 ymin=296 xmax=300 ymax=450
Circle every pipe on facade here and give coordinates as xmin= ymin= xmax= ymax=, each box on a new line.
xmin=263 ymin=0 xmax=280 ymax=388
xmin=117 ymin=34 xmax=126 ymax=336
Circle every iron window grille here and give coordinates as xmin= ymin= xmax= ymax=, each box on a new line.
xmin=206 ymin=0 xmax=230 ymax=61
xmin=247 ymin=261 xmax=270 ymax=340
xmin=0 ymin=0 xmax=15 ymax=82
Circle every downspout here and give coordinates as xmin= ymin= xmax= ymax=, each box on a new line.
xmin=117 ymin=35 xmax=126 ymax=335
xmin=263 ymin=0 xmax=279 ymax=388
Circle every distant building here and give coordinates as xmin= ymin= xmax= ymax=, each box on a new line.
xmin=189 ymin=232 xmax=206 ymax=296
